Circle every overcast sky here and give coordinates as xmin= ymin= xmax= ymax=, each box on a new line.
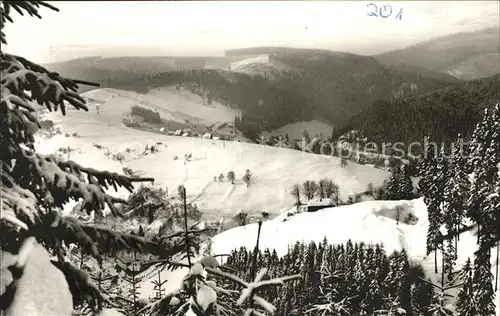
xmin=3 ymin=1 xmax=499 ymax=63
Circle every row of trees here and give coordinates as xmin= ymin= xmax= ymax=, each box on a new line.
xmin=214 ymin=169 xmax=252 ymax=187
xmin=290 ymin=178 xmax=341 ymax=206
xmin=419 ymin=103 xmax=500 ymax=315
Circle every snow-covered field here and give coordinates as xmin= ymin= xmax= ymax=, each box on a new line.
xmin=230 ymin=54 xmax=270 ymax=70
xmin=70 ymin=87 xmax=241 ymax=128
xmin=39 ymin=88 xmax=389 ymax=221
xmin=229 ymin=54 xmax=292 ymax=79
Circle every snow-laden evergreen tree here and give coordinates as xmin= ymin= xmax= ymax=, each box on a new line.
xmin=419 ymin=141 xmax=443 ymax=274
xmin=433 ymin=148 xmax=451 ymax=285
xmin=399 ymin=164 xmax=415 ymax=199
xmin=463 ymin=104 xmax=499 ymax=316
xmin=455 ymin=258 xmax=477 ymax=316
xmin=465 ymin=106 xmax=498 ymax=243
xmin=443 ymin=135 xmax=470 ymax=259
xmin=471 ymin=246 xmax=496 ymax=316
xmin=440 ymin=136 xmax=472 ymax=282
xmin=385 ymin=168 xmax=400 ymax=200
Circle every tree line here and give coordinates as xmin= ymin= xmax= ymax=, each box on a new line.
xmin=290 ymin=178 xmax=341 ymax=206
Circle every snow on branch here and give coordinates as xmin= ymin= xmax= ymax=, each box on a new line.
xmin=50 ymin=260 xmax=118 ymax=312
xmin=1 ymin=170 xmax=41 ymax=230
xmin=7 ymin=149 xmax=154 ymax=216
xmin=44 ymin=213 xmax=193 ymax=261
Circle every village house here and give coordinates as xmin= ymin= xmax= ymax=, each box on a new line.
xmin=303 ymin=198 xmax=335 ymax=212
xmin=211 ymin=122 xmax=238 ymax=140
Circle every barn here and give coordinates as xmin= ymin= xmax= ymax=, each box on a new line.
xmin=305 ymin=198 xmax=334 ymax=212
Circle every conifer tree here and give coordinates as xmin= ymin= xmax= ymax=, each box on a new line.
xmin=385 ymin=168 xmax=400 ymax=200
xmin=150 ymin=270 xmax=167 ymax=301
xmin=398 ymin=164 xmax=415 ymax=200
xmin=419 ymin=143 xmax=442 ymax=273
xmin=443 ymin=135 xmax=470 ymax=258
xmin=466 ymin=107 xmax=497 ymax=243
xmin=455 ymin=258 xmax=476 ymax=316
xmin=434 ymin=148 xmax=450 ymax=283
xmin=472 ymin=246 xmax=496 ymax=316
xmin=464 ymin=105 xmax=499 ymax=315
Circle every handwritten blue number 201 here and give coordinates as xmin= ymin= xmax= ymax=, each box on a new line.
xmin=367 ymin=3 xmax=403 ymax=20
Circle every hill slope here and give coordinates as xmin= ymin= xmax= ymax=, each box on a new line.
xmin=137 ymin=198 xmax=499 ymax=316
xmin=39 ymin=88 xmax=390 ymax=222
xmin=376 ymin=27 xmax=500 ymax=80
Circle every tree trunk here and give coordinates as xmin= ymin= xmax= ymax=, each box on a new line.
xmin=434 ymin=248 xmax=438 ymax=274
xmin=441 ymin=241 xmax=445 ymax=287
xmin=249 ymin=221 xmax=263 ymax=311
xmin=496 ymin=241 xmax=499 ymax=292
xmin=250 ymin=221 xmax=263 ymax=282
xmin=183 ymin=187 xmax=191 ymax=267
xmin=477 ymin=223 xmax=480 ymax=244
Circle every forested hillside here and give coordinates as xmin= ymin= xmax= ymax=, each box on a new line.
xmin=340 ymin=73 xmax=500 ymax=148
xmin=46 ymin=47 xmax=459 ymax=139
xmin=261 ymin=48 xmax=458 ymax=126
xmin=376 ymin=27 xmax=500 ymax=80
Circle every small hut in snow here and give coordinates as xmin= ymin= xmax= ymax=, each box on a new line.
xmin=305 ymin=198 xmax=334 ymax=212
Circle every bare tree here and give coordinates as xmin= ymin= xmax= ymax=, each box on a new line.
xmin=340 ymin=157 xmax=348 ymax=168
xmin=290 ymin=183 xmax=302 ymax=206
xmin=329 ymin=182 xmax=340 ymax=205
xmin=235 ymin=211 xmax=248 ymax=226
xmin=243 ymin=169 xmax=252 ymax=187
xmin=227 ymin=171 xmax=235 ymax=184
xmin=177 ymin=185 xmax=186 ymax=202
xmin=302 ymin=180 xmax=317 ymax=201
xmin=366 ymin=182 xmax=375 ymax=196
xmin=318 ymin=178 xmax=330 ymax=199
